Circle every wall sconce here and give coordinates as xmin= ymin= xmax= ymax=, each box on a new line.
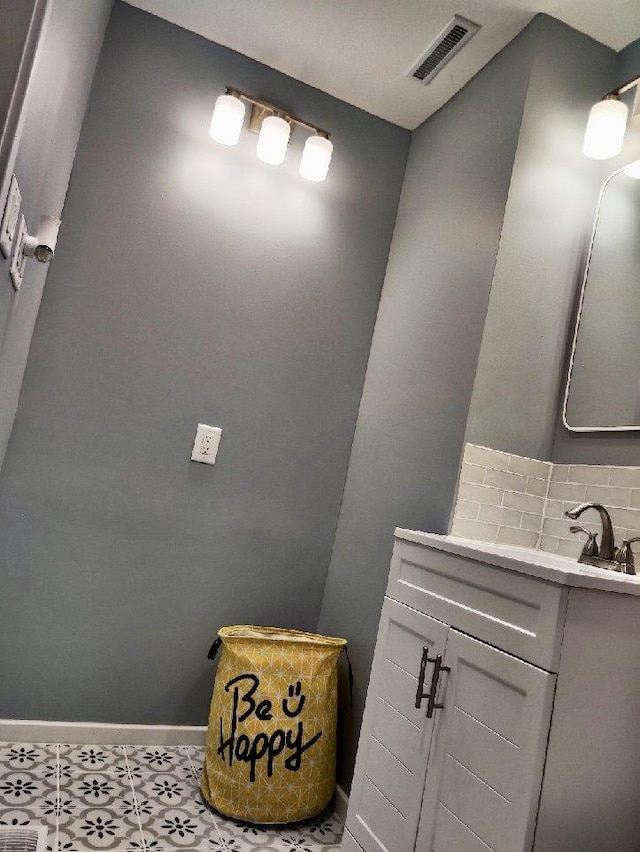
xmin=583 ymin=74 xmax=640 ymax=160
xmin=209 ymin=88 xmax=333 ymax=182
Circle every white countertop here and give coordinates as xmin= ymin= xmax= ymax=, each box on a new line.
xmin=395 ymin=528 xmax=640 ymax=595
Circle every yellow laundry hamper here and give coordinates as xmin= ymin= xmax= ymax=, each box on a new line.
xmin=201 ymin=625 xmax=350 ymax=824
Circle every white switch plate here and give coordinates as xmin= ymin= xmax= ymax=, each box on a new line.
xmin=1 ymin=174 xmax=22 ymax=259
xmin=10 ymin=214 xmax=27 ymax=290
xmin=191 ymin=424 xmax=222 ymax=465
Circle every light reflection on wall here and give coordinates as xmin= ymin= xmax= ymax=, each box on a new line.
xmin=173 ymin=140 xmax=327 ymax=244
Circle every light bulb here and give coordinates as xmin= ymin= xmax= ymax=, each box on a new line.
xmin=210 ymin=93 xmax=245 ymax=146
xmin=582 ymin=97 xmax=628 ymax=160
xmin=623 ymin=160 xmax=640 ymax=179
xmin=256 ymin=115 xmax=290 ymax=165
xmin=300 ymin=135 xmax=333 ymax=182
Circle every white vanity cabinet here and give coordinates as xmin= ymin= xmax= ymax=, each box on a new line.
xmin=342 ymin=529 xmax=640 ymax=852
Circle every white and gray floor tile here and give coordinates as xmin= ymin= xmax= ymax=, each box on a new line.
xmin=0 ymin=742 xmax=343 ymax=851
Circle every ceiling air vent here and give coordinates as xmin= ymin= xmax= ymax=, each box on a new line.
xmin=0 ymin=825 xmax=48 ymax=852
xmin=407 ymin=15 xmax=480 ymax=85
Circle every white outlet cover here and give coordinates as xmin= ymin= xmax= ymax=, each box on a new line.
xmin=1 ymin=174 xmax=22 ymax=259
xmin=10 ymin=214 xmax=27 ymax=290
xmin=191 ymin=424 xmax=222 ymax=465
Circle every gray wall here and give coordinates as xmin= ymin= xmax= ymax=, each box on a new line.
xmin=551 ymin=41 xmax=640 ymax=463
xmin=0 ymin=0 xmax=36 ymax=135
xmin=0 ymin=0 xmax=113 ymax=466
xmin=0 ymin=2 xmax=409 ymax=724
xmin=0 ymin=0 xmax=40 ymax=199
xmin=317 ymin=24 xmax=537 ymax=790
xmin=465 ymin=17 xmax=615 ymax=460
xmin=0 ymin=0 xmax=39 ymax=354
xmin=616 ymin=37 xmax=640 ymax=87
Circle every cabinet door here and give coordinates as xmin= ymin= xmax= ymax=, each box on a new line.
xmin=416 ymin=629 xmax=556 ymax=852
xmin=346 ymin=598 xmax=448 ymax=852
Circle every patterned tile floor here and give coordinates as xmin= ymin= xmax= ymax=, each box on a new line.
xmin=0 ymin=742 xmax=343 ymax=851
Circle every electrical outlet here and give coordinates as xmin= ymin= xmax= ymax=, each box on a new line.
xmin=191 ymin=424 xmax=222 ymax=465
xmin=1 ymin=175 xmax=22 ymax=259
xmin=10 ymin=214 xmax=27 ymax=290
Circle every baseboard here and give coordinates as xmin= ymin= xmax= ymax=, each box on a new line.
xmin=0 ymin=719 xmax=350 ymax=820
xmin=0 ymin=719 xmax=207 ymax=746
xmin=334 ymin=784 xmax=349 ymax=823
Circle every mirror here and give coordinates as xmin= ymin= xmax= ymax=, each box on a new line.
xmin=564 ymin=162 xmax=640 ymax=431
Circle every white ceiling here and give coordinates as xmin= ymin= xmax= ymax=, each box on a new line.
xmin=123 ymin=0 xmax=640 ymax=129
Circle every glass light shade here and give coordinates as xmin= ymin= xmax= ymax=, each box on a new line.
xmin=300 ymin=135 xmax=333 ymax=182
xmin=623 ymin=159 xmax=640 ymax=179
xmin=632 ymin=85 xmax=640 ymax=130
xmin=209 ymin=94 xmax=245 ymax=146
xmin=256 ymin=115 xmax=290 ymax=165
xmin=582 ymin=98 xmax=628 ymax=160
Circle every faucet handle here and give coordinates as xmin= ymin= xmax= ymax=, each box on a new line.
xmin=613 ymin=537 xmax=640 ymax=575
xmin=569 ymin=525 xmax=599 ymax=561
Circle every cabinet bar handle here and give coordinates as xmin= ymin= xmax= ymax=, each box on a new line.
xmin=426 ymin=654 xmax=450 ymax=719
xmin=415 ymin=646 xmax=430 ymax=709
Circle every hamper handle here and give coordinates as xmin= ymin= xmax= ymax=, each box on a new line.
xmin=343 ymin=647 xmax=354 ymax=708
xmin=207 ymin=637 xmax=222 ymax=660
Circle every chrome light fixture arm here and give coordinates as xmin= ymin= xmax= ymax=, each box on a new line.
xmin=225 ymin=88 xmax=330 ymax=139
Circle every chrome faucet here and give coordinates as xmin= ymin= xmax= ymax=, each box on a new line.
xmin=564 ymin=502 xmax=616 ymax=562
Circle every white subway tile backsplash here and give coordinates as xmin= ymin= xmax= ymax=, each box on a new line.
xmin=508 ymin=455 xmax=551 ymax=479
xmin=457 ymin=482 xmax=503 ymax=506
xmin=608 ymin=507 xmax=640 ymax=530
xmin=478 ymin=504 xmax=522 ymax=527
xmin=609 ymin=467 xmax=640 ymax=488
xmin=451 ymin=518 xmax=499 ymax=542
xmin=547 ymin=481 xmax=587 ymax=502
xmin=459 ymin=463 xmax=485 ymax=485
xmin=542 ymin=517 xmax=576 ymax=539
xmin=557 ymin=539 xmax=581 ymax=558
xmin=496 ymin=527 xmax=540 ymax=548
xmin=540 ymin=535 xmax=560 ymax=553
xmin=521 ymin=512 xmax=543 ymax=532
xmin=483 ymin=468 xmax=528 ymax=493
xmin=502 ymin=491 xmax=545 ymax=514
xmin=584 ymin=485 xmax=631 ymax=508
xmin=550 ymin=464 xmax=570 ymax=482
xmin=463 ymin=444 xmax=510 ymax=471
xmin=544 ymin=500 xmax=564 ymax=520
xmin=456 ymin=499 xmax=480 ymax=520
xmin=451 ymin=444 xmax=640 ymax=557
xmin=568 ymin=465 xmax=611 ymax=486
xmin=526 ymin=477 xmax=548 ymax=498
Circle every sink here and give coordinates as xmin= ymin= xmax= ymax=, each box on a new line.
xmin=395 ymin=528 xmax=640 ymax=595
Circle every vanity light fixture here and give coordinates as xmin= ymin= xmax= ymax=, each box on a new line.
xmin=209 ymin=88 xmax=333 ymax=181
xmin=300 ymin=134 xmax=333 ymax=182
xmin=583 ymin=74 xmax=640 ymax=160
xmin=256 ymin=114 xmax=291 ymax=165
xmin=209 ymin=93 xmax=246 ymax=146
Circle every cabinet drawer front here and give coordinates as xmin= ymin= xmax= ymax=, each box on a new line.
xmin=387 ymin=541 xmax=566 ymax=670
xmin=346 ymin=599 xmax=448 ymax=852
